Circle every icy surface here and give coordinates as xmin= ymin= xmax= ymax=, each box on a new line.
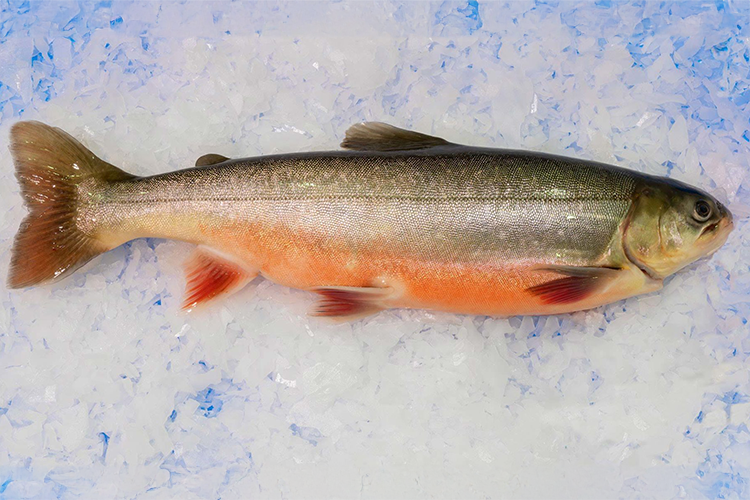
xmin=0 ymin=0 xmax=749 ymax=498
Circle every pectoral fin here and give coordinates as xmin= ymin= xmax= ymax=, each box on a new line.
xmin=526 ymin=265 xmax=621 ymax=305
xmin=311 ymin=286 xmax=392 ymax=320
xmin=182 ymin=247 xmax=257 ymax=310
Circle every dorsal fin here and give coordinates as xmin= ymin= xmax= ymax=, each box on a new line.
xmin=340 ymin=122 xmax=451 ymax=152
xmin=195 ymin=153 xmax=230 ymax=167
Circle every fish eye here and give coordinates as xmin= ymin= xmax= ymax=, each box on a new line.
xmin=693 ymin=200 xmax=712 ymax=222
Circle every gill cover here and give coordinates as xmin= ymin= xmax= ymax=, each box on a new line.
xmin=623 ymin=181 xmax=732 ymax=279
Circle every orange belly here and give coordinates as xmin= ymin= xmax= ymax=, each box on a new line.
xmin=198 ymin=222 xmax=653 ymax=317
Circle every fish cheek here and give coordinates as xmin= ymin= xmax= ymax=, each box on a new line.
xmin=659 ymin=211 xmax=688 ymax=255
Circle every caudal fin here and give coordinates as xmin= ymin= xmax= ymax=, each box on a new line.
xmin=7 ymin=121 xmax=135 ymax=288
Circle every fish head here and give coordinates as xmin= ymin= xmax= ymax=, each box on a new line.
xmin=623 ymin=178 xmax=733 ymax=279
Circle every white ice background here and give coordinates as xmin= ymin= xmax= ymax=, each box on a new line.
xmin=0 ymin=1 xmax=749 ymax=498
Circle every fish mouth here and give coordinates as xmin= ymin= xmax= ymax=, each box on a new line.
xmin=699 ymin=211 xmax=734 ymax=254
xmin=701 ymin=201 xmax=733 ymax=237
xmin=700 ymin=221 xmax=721 ymax=238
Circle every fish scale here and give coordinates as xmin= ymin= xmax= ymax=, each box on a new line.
xmin=7 ymin=121 xmax=733 ymax=318
xmin=92 ymin=150 xmax=635 ymax=264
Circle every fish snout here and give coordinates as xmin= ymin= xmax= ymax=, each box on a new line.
xmin=718 ymin=201 xmax=734 ymax=233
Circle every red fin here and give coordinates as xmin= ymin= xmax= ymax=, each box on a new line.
xmin=182 ymin=247 xmax=256 ymax=310
xmin=527 ymin=266 xmax=620 ymax=305
xmin=311 ymin=286 xmax=391 ymax=320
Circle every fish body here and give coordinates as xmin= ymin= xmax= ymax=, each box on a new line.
xmin=8 ymin=122 xmax=733 ymax=319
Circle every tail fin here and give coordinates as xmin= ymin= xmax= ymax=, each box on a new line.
xmin=7 ymin=121 xmax=135 ymax=288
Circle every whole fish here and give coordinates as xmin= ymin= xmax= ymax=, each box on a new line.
xmin=7 ymin=121 xmax=733 ymax=319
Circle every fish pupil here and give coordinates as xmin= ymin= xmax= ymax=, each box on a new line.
xmin=694 ymin=200 xmax=711 ymax=221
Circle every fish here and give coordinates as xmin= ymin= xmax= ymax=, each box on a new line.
xmin=7 ymin=121 xmax=734 ymax=320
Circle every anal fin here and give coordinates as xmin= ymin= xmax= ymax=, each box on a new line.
xmin=526 ymin=265 xmax=620 ymax=305
xmin=183 ymin=247 xmax=256 ymax=310
xmin=311 ymin=286 xmax=391 ymax=320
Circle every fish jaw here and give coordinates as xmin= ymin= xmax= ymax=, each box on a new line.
xmin=699 ymin=208 xmax=734 ymax=257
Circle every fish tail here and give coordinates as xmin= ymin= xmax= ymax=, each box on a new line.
xmin=8 ymin=121 xmax=135 ymax=288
